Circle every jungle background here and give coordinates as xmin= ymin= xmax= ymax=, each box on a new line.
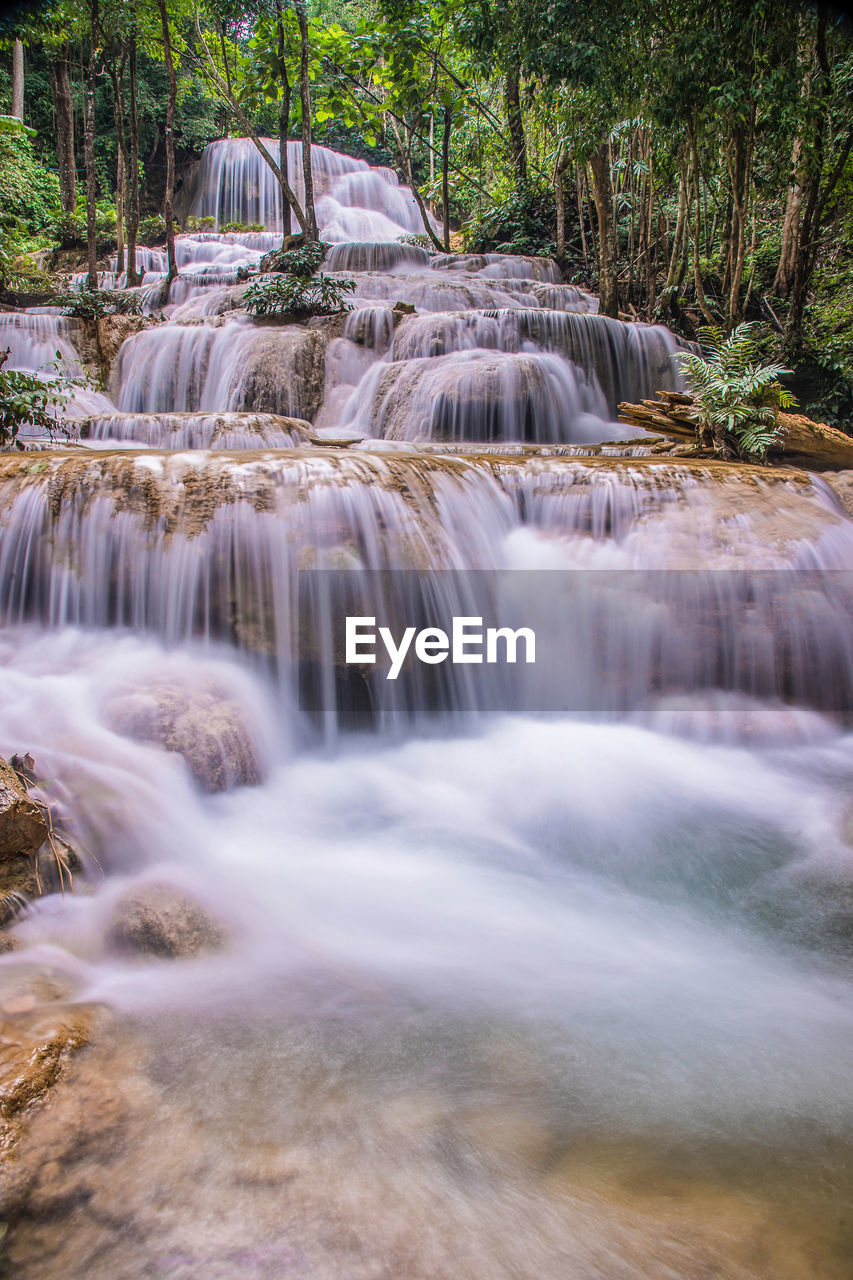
xmin=1 ymin=0 xmax=852 ymax=427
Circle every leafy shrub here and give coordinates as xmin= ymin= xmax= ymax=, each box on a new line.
xmin=50 ymin=199 xmax=119 ymax=253
xmin=138 ymin=215 xmax=167 ymax=246
xmin=263 ymin=241 xmax=328 ymax=278
xmin=0 ymin=131 xmax=60 ymax=234
xmin=0 ymin=348 xmax=71 ymax=448
xmin=243 ymin=272 xmax=356 ymax=319
xmin=54 ymin=288 xmax=143 ymax=321
xmin=676 ymin=322 xmax=797 ymax=460
xmin=0 ymin=213 xmax=52 ymax=294
xmin=464 ymin=187 xmax=558 ymax=257
xmin=183 ymin=215 xmax=217 ymax=233
xmin=399 ymin=233 xmax=432 ymax=250
xmin=221 ymin=221 xmax=265 ymax=234
xmin=803 ymin=340 xmax=853 ymax=432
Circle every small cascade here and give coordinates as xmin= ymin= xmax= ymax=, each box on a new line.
xmin=387 ymin=310 xmax=684 ymax=416
xmin=325 ymin=242 xmax=433 ymax=273
xmin=347 ymin=271 xmax=538 ymax=312
xmin=530 ymin=282 xmax=599 ymax=312
xmin=0 ymin=450 xmax=511 ymax=727
xmin=80 ymin=411 xmax=312 ymax=450
xmin=2 ymin=454 xmax=853 ymax=725
xmin=114 ymin=320 xmax=326 ymax=420
xmin=371 ymin=350 xmax=611 ymax=444
xmin=0 ymin=311 xmax=85 ymax=376
xmin=430 ymin=253 xmax=562 ymax=282
xmin=342 ymin=305 xmax=396 ymax=353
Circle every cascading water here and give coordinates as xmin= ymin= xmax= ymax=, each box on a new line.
xmin=2 ymin=136 xmax=853 ymax=1280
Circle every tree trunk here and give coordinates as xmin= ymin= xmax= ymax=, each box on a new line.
xmin=11 ymin=39 xmax=24 ymax=121
xmin=50 ymin=47 xmax=76 ymax=214
xmin=689 ymin=130 xmax=717 ymax=326
xmin=573 ymin=165 xmax=589 ymax=264
xmin=115 ymin=151 xmax=125 ymax=273
xmin=441 ymin=105 xmax=451 ymax=251
xmin=505 ymin=63 xmax=527 ymax=188
xmin=85 ymin=2 xmax=99 ymax=290
xmin=126 ymin=31 xmax=140 ymax=285
xmin=109 ymin=58 xmax=129 ymax=276
xmin=295 ymin=0 xmax=318 ymax=241
xmin=664 ymin=163 xmax=687 ymax=292
xmin=157 ymin=0 xmax=178 ymax=284
xmin=554 ymin=148 xmax=565 ymax=261
xmin=275 ymin=1 xmax=292 ymax=245
xmin=589 ymin=143 xmax=618 ymax=317
xmin=774 ymin=136 xmax=803 ymax=297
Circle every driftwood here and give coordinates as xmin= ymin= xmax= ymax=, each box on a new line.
xmin=617 ymin=390 xmax=853 ymax=471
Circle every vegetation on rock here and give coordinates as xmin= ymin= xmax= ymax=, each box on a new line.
xmin=0 ymin=349 xmax=72 ymax=447
xmin=244 ymin=271 xmax=356 ymax=320
xmin=677 ymin=324 xmax=798 ymax=461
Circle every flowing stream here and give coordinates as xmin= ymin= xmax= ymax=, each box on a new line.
xmin=1 ymin=141 xmax=853 ymax=1279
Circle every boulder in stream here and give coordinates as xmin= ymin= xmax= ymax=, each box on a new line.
xmin=106 ymin=882 xmax=226 ymax=959
xmin=0 ymin=757 xmax=47 ymax=861
xmin=102 ymin=681 xmax=264 ymax=793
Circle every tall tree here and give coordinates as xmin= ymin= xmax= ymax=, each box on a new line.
xmin=157 ymin=0 xmax=178 ymax=283
xmin=126 ymin=27 xmax=141 ymax=285
xmin=294 ymin=0 xmax=318 ymax=241
xmin=84 ymin=0 xmax=99 ymax=289
xmin=49 ymin=45 xmax=76 ymax=214
xmin=11 ymin=38 xmax=24 ymax=120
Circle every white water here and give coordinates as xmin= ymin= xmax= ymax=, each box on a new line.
xmin=1 ymin=138 xmax=852 ymax=1279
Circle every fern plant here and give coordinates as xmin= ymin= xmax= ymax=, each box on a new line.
xmin=676 ymin=323 xmax=798 ymax=461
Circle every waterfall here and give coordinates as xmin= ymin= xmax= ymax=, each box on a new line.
xmin=0 ymin=311 xmax=85 ymax=376
xmin=3 ymin=134 xmax=853 ymax=1280
xmin=80 ymin=411 xmax=312 ymax=450
xmin=187 ymin=138 xmax=426 ymax=240
xmin=113 ymin=320 xmax=326 ymax=420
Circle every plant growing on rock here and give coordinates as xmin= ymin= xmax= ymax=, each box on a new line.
xmin=54 ymin=288 xmax=143 ymax=321
xmin=258 ymin=242 xmax=329 ymax=278
xmin=676 ymin=323 xmax=798 ymax=461
xmin=0 ymin=348 xmax=72 ymax=448
xmin=243 ymin=272 xmax=356 ymax=320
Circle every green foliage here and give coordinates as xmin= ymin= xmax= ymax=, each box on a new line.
xmin=53 ymin=288 xmax=143 ymax=321
xmin=243 ymin=272 xmax=356 ymax=319
xmin=399 ymin=233 xmax=432 ymax=249
xmin=464 ymin=187 xmax=557 ymax=256
xmin=0 ymin=349 xmax=70 ymax=448
xmin=0 ymin=213 xmax=49 ymax=293
xmin=49 ymin=198 xmax=118 ymax=252
xmin=265 ymin=242 xmax=329 ymax=278
xmin=0 ymin=130 xmax=60 ymax=233
xmin=220 ymin=221 xmax=265 ymax=234
xmin=677 ymin=323 xmax=797 ymax=461
xmin=183 ymin=215 xmax=217 ymax=232
xmin=137 ymin=215 xmax=167 ymax=246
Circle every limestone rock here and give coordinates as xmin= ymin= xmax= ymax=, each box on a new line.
xmin=102 ymin=681 xmax=263 ymax=793
xmin=95 ymin=313 xmax=155 ymax=372
xmin=0 ymin=997 xmax=94 ymax=1151
xmin=237 ymin=326 xmax=327 ymax=422
xmin=0 ymin=757 xmax=47 ymax=861
xmin=106 ymin=883 xmax=226 ymax=959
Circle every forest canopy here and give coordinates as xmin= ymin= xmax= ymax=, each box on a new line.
xmin=1 ymin=0 xmax=852 ymax=425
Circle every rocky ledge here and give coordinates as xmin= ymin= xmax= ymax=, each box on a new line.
xmin=618 ymin=390 xmax=853 ymax=470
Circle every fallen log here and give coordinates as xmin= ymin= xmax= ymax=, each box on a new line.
xmin=618 ymin=391 xmax=853 ymax=471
